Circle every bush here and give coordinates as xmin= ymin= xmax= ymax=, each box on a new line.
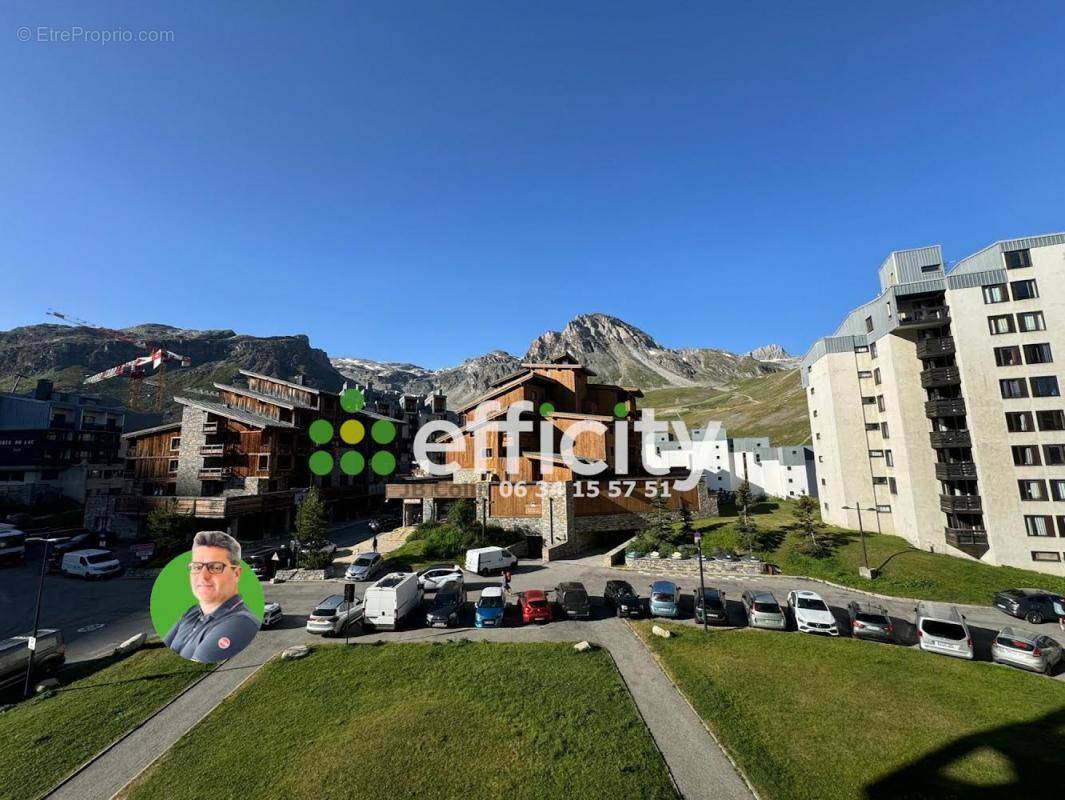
xmin=299 ymin=549 xmax=335 ymax=570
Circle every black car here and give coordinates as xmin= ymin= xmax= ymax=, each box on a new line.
xmin=994 ymin=588 xmax=1065 ymax=624
xmin=554 ymin=581 xmax=591 ymax=619
xmin=846 ymin=601 xmax=895 ymax=642
xmin=604 ymin=580 xmax=644 ymax=617
xmin=694 ymin=588 xmax=728 ymax=625
xmin=425 ymin=580 xmax=466 ymax=628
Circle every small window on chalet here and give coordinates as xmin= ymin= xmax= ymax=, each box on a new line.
xmin=168 ymin=459 xmax=179 ymax=473
xmin=170 ymin=437 xmax=181 ymax=451
xmin=258 ymin=454 xmax=270 ymax=470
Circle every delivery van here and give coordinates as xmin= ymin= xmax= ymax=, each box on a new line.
xmin=363 ymin=572 xmax=423 ymax=630
xmin=464 ymin=546 xmax=517 ymax=576
xmin=61 ymin=549 xmax=122 ymax=579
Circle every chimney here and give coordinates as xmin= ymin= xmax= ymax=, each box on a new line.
xmin=34 ymin=379 xmax=54 ymax=400
xmin=293 ymin=374 xmax=306 ymax=386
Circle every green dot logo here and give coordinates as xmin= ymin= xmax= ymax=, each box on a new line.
xmin=341 ymin=388 xmax=365 ymax=413
xmin=309 ymin=451 xmax=334 ymax=476
xmin=340 ymin=450 xmax=365 ymax=475
xmin=371 ymin=451 xmax=396 ymax=475
xmin=309 ymin=420 xmax=333 ymax=444
xmin=613 ymin=402 xmax=628 ymax=418
xmin=539 ymin=402 xmax=555 ymax=418
xmin=306 ymin=394 xmax=396 ymax=477
xmin=372 ymin=420 xmax=396 ymax=444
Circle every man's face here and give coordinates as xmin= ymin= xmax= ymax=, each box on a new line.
xmin=190 ymin=545 xmax=241 ymax=607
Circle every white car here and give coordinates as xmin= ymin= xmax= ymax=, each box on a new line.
xmin=262 ymin=602 xmax=283 ymax=627
xmin=418 ymin=564 xmax=463 ymax=591
xmin=306 ymin=594 xmax=365 ymax=636
xmin=787 ymin=590 xmax=839 ymax=636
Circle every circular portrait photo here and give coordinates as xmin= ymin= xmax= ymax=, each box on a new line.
xmin=149 ymin=531 xmax=266 ymax=663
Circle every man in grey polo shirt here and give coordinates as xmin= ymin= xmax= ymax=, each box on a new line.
xmin=164 ymin=530 xmax=261 ymax=663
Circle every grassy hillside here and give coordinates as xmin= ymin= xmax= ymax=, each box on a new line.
xmin=641 ymin=368 xmax=809 ymax=445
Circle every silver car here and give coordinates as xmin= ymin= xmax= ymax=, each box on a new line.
xmin=345 ymin=552 xmax=383 ymax=582
xmin=306 ymin=594 xmax=365 ymax=636
xmin=741 ymin=590 xmax=786 ymax=630
xmin=992 ymin=626 xmax=1063 ymax=675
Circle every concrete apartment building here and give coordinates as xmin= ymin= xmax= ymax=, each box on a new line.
xmin=645 ymin=424 xmax=816 ymax=499
xmin=802 ymin=232 xmax=1065 ymax=574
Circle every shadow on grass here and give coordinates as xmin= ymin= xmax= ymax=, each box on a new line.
xmin=865 ymin=706 xmax=1065 ymax=799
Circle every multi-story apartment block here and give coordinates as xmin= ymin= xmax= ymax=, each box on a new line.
xmin=0 ymin=380 xmax=125 ymax=515
xmin=645 ymin=424 xmax=816 ymax=499
xmin=802 ymin=233 xmax=1065 ymax=574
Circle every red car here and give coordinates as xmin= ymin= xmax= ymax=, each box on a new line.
xmin=518 ymin=590 xmax=553 ymax=625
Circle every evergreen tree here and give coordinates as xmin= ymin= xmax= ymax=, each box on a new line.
xmin=793 ymin=494 xmax=824 ymax=555
xmin=296 ymin=487 xmax=331 ymax=568
xmin=447 ymin=498 xmax=477 ymax=532
xmin=146 ymin=500 xmax=193 ymax=558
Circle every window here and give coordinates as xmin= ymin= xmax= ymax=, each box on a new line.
xmin=870 ymin=342 xmax=878 ymax=358
xmin=821 ymin=478 xmax=826 ymax=486
xmin=865 ymin=422 xmax=879 ymax=431
xmin=1032 ymin=551 xmax=1061 ymax=563
xmin=1019 ymin=479 xmax=1048 ymax=501
xmin=881 ymin=422 xmax=890 ymax=439
xmin=994 ymin=346 xmax=1022 ymax=367
xmin=813 ymin=410 xmax=818 ymax=417
xmin=857 ymin=370 xmax=872 ymax=379
xmin=889 ymin=477 xmax=898 ymax=495
xmin=1004 ymin=248 xmax=1032 ymax=269
xmin=818 ymin=455 xmax=823 ymax=463
xmin=258 ymin=454 xmax=270 ymax=470
xmin=170 ymin=436 xmax=181 ymax=451
xmin=869 ymin=449 xmax=884 ymax=458
xmin=982 ymin=284 xmax=1008 ymax=304
xmin=865 ymin=316 xmax=874 ymax=332
xmin=809 ymin=387 xmax=815 ymax=394
xmin=1024 ymin=343 xmax=1053 ymax=364
xmin=854 ymin=345 xmax=869 ymax=354
xmin=877 ymin=395 xmax=886 ymax=412
xmin=884 ymin=449 xmax=894 ymax=466
xmin=876 ymin=504 xmax=891 ymax=513
xmin=1006 ymin=411 xmax=1035 ymax=432
xmin=988 ymin=315 xmax=1015 ymax=335
xmin=1053 ymin=480 xmax=1065 ymax=502
xmin=1011 ymin=279 xmax=1039 ymax=300
xmin=921 ymin=264 xmax=940 ymax=273
xmin=1017 ymin=311 xmax=1046 ymax=332
xmin=1031 ymin=377 xmax=1060 ymax=398
xmin=873 ymin=476 xmax=888 ymax=485
xmin=874 ymin=368 xmax=882 ymax=385
xmin=1037 ymin=410 xmax=1065 ymax=431
xmin=1060 ymin=517 xmax=1065 ymax=537
xmin=168 ymin=459 xmax=179 ymax=473
xmin=1013 ymin=445 xmax=1041 ymax=466
xmin=1043 ymin=445 xmax=1065 ymax=466
xmin=815 ymin=432 xmax=821 ymax=440
xmin=862 ymin=396 xmax=876 ymax=405
xmin=1000 ymin=378 xmax=1028 ymax=399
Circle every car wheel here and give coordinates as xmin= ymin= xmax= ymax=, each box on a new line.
xmin=1027 ymin=611 xmax=1044 ymax=624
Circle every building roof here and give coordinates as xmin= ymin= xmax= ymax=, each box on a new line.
xmin=520 ymin=361 xmax=598 ymax=377
xmin=121 ymin=421 xmax=182 ymax=439
xmin=238 ymin=369 xmax=330 ymax=396
xmin=174 ymin=397 xmax=296 ymax=429
xmin=216 ymin=383 xmax=315 ymax=411
xmin=548 ymin=411 xmax=614 ymax=422
xmin=359 ymin=408 xmax=403 ymax=424
xmin=456 ymin=372 xmax=555 ymax=414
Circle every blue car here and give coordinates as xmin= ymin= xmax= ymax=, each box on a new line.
xmin=475 ymin=586 xmax=506 ymax=628
xmin=649 ymin=580 xmax=682 ymax=618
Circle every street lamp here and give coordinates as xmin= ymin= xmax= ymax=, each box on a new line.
xmin=24 ymin=538 xmax=51 ymax=697
xmin=842 ymin=503 xmax=878 ymax=578
xmin=694 ymin=530 xmax=708 ymax=632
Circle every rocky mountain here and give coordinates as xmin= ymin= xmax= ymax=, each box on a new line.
xmin=744 ymin=343 xmax=801 ymax=367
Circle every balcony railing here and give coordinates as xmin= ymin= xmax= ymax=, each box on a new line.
xmin=935 ymin=462 xmax=978 ymax=481
xmin=929 ymin=430 xmax=971 ymax=448
xmin=916 ymin=336 xmax=956 ymax=359
xmin=198 ymin=467 xmax=233 ymax=480
xmin=940 ymin=494 xmax=983 ymax=514
xmin=945 ymin=527 xmax=989 ymax=557
xmin=202 ymin=421 xmax=220 ymax=434
xmin=199 ymin=444 xmax=225 ymax=457
xmin=925 ymin=398 xmax=966 ymax=418
xmin=920 ymin=366 xmax=961 ymax=389
xmin=898 ymin=306 xmax=950 ymax=327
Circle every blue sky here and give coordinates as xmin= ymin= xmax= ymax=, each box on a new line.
xmin=3 ymin=2 xmax=1064 ymax=368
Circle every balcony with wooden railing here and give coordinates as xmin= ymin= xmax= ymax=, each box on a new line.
xmin=898 ymin=306 xmax=950 ymax=328
xmin=945 ymin=527 xmax=989 ymax=558
xmin=925 ymin=398 xmax=966 ymax=418
xmin=940 ymin=494 xmax=982 ymax=514
xmin=920 ymin=366 xmax=961 ymax=389
xmin=199 ymin=444 xmax=225 ymax=457
xmin=916 ymin=336 xmax=955 ymax=359
xmin=198 ymin=467 xmax=233 ymax=481
xmin=929 ymin=430 xmax=971 ymax=449
xmin=935 ymin=462 xmax=978 ymax=481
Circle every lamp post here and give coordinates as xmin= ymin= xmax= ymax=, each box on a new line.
xmin=694 ymin=530 xmax=708 ymax=632
xmin=842 ymin=503 xmax=877 ymax=578
xmin=24 ymin=538 xmax=50 ymax=697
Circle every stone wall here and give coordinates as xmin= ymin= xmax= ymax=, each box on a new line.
xmin=624 ymin=554 xmax=766 ymax=577
xmin=175 ymin=406 xmax=207 ymax=496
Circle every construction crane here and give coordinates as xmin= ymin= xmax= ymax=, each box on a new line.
xmin=46 ymin=310 xmax=192 ymax=411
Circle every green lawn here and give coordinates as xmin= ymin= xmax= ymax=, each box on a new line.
xmin=693 ymin=500 xmax=1065 ymax=604
xmin=120 ymin=642 xmax=675 ymax=800
xmin=0 ymin=646 xmax=212 ymax=800
xmin=635 ymin=621 xmax=1065 ymax=800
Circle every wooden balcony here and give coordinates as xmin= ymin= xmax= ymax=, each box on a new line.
xmin=199 ymin=444 xmax=225 ymax=457
xmin=940 ymin=494 xmax=982 ymax=514
xmin=920 ymin=366 xmax=961 ymax=389
xmin=935 ymin=462 xmax=978 ymax=481
xmin=202 ymin=421 xmax=220 ymax=434
xmin=198 ymin=467 xmax=233 ymax=480
xmin=945 ymin=527 xmax=989 ymax=558
xmin=898 ymin=306 xmax=950 ymax=328
xmin=925 ymin=398 xmax=966 ymax=418
xmin=115 ymin=490 xmax=298 ymax=519
xmin=916 ymin=336 xmax=955 ymax=359
xmin=929 ymin=430 xmax=971 ymax=449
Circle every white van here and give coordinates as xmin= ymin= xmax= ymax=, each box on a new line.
xmin=465 ymin=546 xmax=517 ymax=576
xmin=363 ymin=572 xmax=423 ymax=630
xmin=61 ymin=549 xmax=122 ymax=579
xmin=915 ymin=602 xmax=973 ymax=659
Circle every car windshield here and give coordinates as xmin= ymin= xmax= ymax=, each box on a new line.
xmin=355 ymin=556 xmax=374 ymax=566
xmin=996 ymin=636 xmax=1035 ymax=651
xmin=797 ymin=597 xmax=827 ymax=611
xmin=700 ymin=593 xmax=723 ymax=608
xmin=432 ymin=594 xmax=459 ymax=608
xmin=652 ymin=592 xmax=674 ymax=603
xmin=922 ymin=620 xmax=966 ymax=640
xmin=856 ymin=612 xmax=888 ymax=624
xmin=479 ymin=596 xmax=504 ymax=609
xmin=86 ymin=553 xmax=114 ymax=564
xmin=312 ymin=606 xmax=336 ymax=617
xmin=754 ymin=602 xmax=780 ymax=613
xmin=614 ymin=584 xmax=635 ymax=596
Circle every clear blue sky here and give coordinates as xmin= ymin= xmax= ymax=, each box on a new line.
xmin=3 ymin=2 xmax=1064 ymax=368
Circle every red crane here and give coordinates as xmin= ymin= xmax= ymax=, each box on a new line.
xmin=47 ymin=311 xmax=192 ymax=411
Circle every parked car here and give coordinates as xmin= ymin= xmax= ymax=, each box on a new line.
xmin=991 ymin=626 xmax=1063 ymax=675
xmin=306 ymin=594 xmax=364 ymax=636
xmin=261 ymin=602 xmax=283 ymax=627
xmin=741 ymin=590 xmax=787 ymax=630
xmin=518 ymin=589 xmax=553 ymax=624
xmin=49 ymin=531 xmax=94 ymax=555
xmin=604 ymin=580 xmax=644 ymax=618
xmin=61 ymin=549 xmax=122 ymax=579
xmin=787 ymin=590 xmax=838 ymax=635
xmin=345 ymin=552 xmax=384 ymax=582
xmin=649 ymin=580 xmax=682 ymax=618
xmin=418 ymin=564 xmax=464 ymax=591
xmin=915 ymin=602 xmax=973 ymax=659
xmin=465 ymin=546 xmax=517 ymax=576
xmin=0 ymin=524 xmax=27 ymax=565
xmin=475 ymin=586 xmax=506 ymax=628
xmin=0 ymin=629 xmax=65 ymax=691
xmin=554 ymin=581 xmax=591 ymax=619
xmin=296 ymin=539 xmax=338 ymax=559
xmin=695 ymin=587 xmax=729 ymax=625
xmin=846 ymin=602 xmax=895 ymax=642
xmin=249 ymin=546 xmax=293 ymax=580
xmin=993 ymin=588 xmax=1065 ymax=625
xmin=364 ymin=572 xmax=423 ymax=630
xmin=426 ymin=580 xmax=466 ymax=628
